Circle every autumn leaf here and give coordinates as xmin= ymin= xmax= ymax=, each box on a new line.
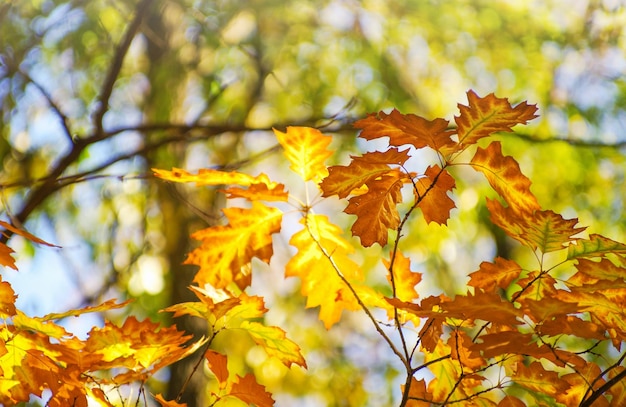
xmin=383 ymin=252 xmax=422 ymax=302
xmin=567 ymin=233 xmax=626 ymax=260
xmin=205 ymin=350 xmax=229 ymax=388
xmin=154 ymin=393 xmax=187 ymax=407
xmin=567 ymin=258 xmax=626 ymax=286
xmin=153 ymin=168 xmax=288 ymax=202
xmin=455 ymin=90 xmax=538 ymax=147
xmin=41 ymin=299 xmax=131 ymax=321
xmin=414 ymin=165 xmax=456 ymax=225
xmin=344 ymin=169 xmax=406 ymax=247
xmin=471 ymin=141 xmax=540 ymax=215
xmin=186 ymin=202 xmax=282 ymax=290
xmin=520 ymin=210 xmax=586 ymax=253
xmin=354 ymin=109 xmax=457 ymax=154
xmin=441 ymin=289 xmax=523 ymax=326
xmin=509 ymin=361 xmax=570 ymax=397
xmin=448 ymin=330 xmax=486 ymax=371
xmin=402 ymin=377 xmax=431 ymax=406
xmin=273 ymin=126 xmax=333 ymax=182
xmin=229 ymin=373 xmax=274 ymax=407
xmin=286 ymin=214 xmax=362 ymax=328
xmin=0 ymin=243 xmax=17 ymax=270
xmin=240 ymin=321 xmax=307 ymax=368
xmin=467 ymin=257 xmax=522 ymax=292
xmin=320 ymin=148 xmax=410 ymax=198
xmin=0 ymin=278 xmax=17 ymax=318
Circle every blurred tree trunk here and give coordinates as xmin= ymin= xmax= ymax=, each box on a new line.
xmin=140 ymin=3 xmax=210 ymax=405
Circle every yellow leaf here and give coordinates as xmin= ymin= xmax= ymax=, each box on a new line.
xmin=273 ymin=126 xmax=333 ymax=182
xmin=186 ymin=202 xmax=282 ymax=290
xmin=153 ymin=168 xmax=288 ymax=201
xmin=0 ymin=279 xmax=17 ymax=318
xmin=240 ymin=321 xmax=306 ymax=368
xmin=383 ymin=252 xmax=422 ymax=302
xmin=286 ymin=214 xmax=361 ymax=328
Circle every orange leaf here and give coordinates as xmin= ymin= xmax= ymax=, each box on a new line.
xmin=510 ymin=361 xmax=569 ymax=397
xmin=467 ymin=257 xmax=522 ymax=292
xmin=186 ymin=202 xmax=282 ymax=290
xmin=539 ymin=315 xmax=606 ymax=341
xmin=205 ymin=350 xmax=229 ymax=388
xmin=0 ymin=243 xmax=16 ymax=270
xmin=568 ymin=258 xmax=626 ymax=286
xmin=0 ymin=279 xmax=17 ymax=317
xmin=229 ymin=373 xmax=274 ymax=407
xmin=0 ymin=220 xmax=59 ymax=248
xmin=345 ymin=169 xmax=406 ymax=247
xmin=286 ymin=214 xmax=361 ymax=328
xmin=222 ymin=183 xmax=288 ymax=202
xmin=441 ymin=289 xmax=523 ymax=326
xmin=402 ymin=377 xmax=431 ymax=406
xmin=154 ymin=393 xmax=187 ymax=407
xmin=383 ymin=252 xmax=422 ymax=302
xmin=273 ymin=126 xmax=333 ymax=182
xmin=471 ymin=141 xmax=540 ymax=215
xmin=448 ymin=330 xmax=486 ymax=371
xmin=354 ymin=109 xmax=457 ymax=154
xmin=455 ymin=90 xmax=538 ymax=146
xmin=320 ymin=148 xmax=410 ymax=198
xmin=414 ymin=165 xmax=456 ymax=225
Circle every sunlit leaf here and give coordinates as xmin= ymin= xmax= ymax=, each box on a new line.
xmin=414 ymin=165 xmax=456 ymax=225
xmin=154 ymin=393 xmax=188 ymax=407
xmin=229 ymin=373 xmax=274 ymax=407
xmin=205 ymin=350 xmax=229 ymax=388
xmin=273 ymin=126 xmax=333 ymax=182
xmin=344 ymin=169 xmax=406 ymax=247
xmin=286 ymin=214 xmax=361 ymax=328
xmin=456 ymin=90 xmax=538 ymax=147
xmin=186 ymin=202 xmax=282 ymax=290
xmin=510 ymin=361 xmax=570 ymax=397
xmin=240 ymin=321 xmax=307 ymax=368
xmin=467 ymin=257 xmax=522 ymax=292
xmin=320 ymin=148 xmax=410 ymax=198
xmin=383 ymin=252 xmax=422 ymax=302
xmin=354 ymin=109 xmax=457 ymax=154
xmin=567 ymin=233 xmax=626 ymax=260
xmin=471 ymin=141 xmax=540 ymax=215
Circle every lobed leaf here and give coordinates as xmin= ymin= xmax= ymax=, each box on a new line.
xmin=320 ymin=148 xmax=410 ymax=198
xmin=567 ymin=233 xmax=626 ymax=260
xmin=467 ymin=257 xmax=522 ymax=292
xmin=240 ymin=321 xmax=307 ymax=368
xmin=414 ymin=165 xmax=456 ymax=225
xmin=354 ymin=109 xmax=457 ymax=154
xmin=186 ymin=202 xmax=282 ymax=290
xmin=455 ymin=90 xmax=538 ymax=147
xmin=471 ymin=141 xmax=540 ymax=215
xmin=344 ymin=169 xmax=406 ymax=247
xmin=383 ymin=252 xmax=422 ymax=302
xmin=273 ymin=126 xmax=333 ymax=183
xmin=286 ymin=214 xmax=362 ymax=328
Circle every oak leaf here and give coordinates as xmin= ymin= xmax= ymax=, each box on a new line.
xmin=0 ymin=279 xmax=17 ymax=317
xmin=455 ymin=90 xmax=538 ymax=147
xmin=354 ymin=109 xmax=457 ymax=154
xmin=467 ymin=257 xmax=522 ymax=292
xmin=344 ymin=169 xmax=406 ymax=247
xmin=154 ymin=393 xmax=187 ymax=407
xmin=402 ymin=377 xmax=431 ymax=406
xmin=441 ymin=289 xmax=523 ymax=326
xmin=509 ymin=361 xmax=570 ymax=397
xmin=567 ymin=233 xmax=626 ymax=260
xmin=286 ymin=214 xmax=362 ymax=328
xmin=320 ymin=148 xmax=410 ymax=198
xmin=518 ymin=209 xmax=586 ymax=253
xmin=383 ymin=252 xmax=422 ymax=302
xmin=471 ymin=141 xmax=540 ymax=215
xmin=273 ymin=126 xmax=333 ymax=182
xmin=229 ymin=373 xmax=274 ymax=407
xmin=153 ymin=168 xmax=288 ymax=202
xmin=186 ymin=202 xmax=282 ymax=290
xmin=240 ymin=321 xmax=307 ymax=368
xmin=205 ymin=350 xmax=229 ymax=388
xmin=414 ymin=165 xmax=456 ymax=225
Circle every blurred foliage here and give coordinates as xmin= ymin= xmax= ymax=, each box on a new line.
xmin=1 ymin=0 xmax=625 ymax=405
